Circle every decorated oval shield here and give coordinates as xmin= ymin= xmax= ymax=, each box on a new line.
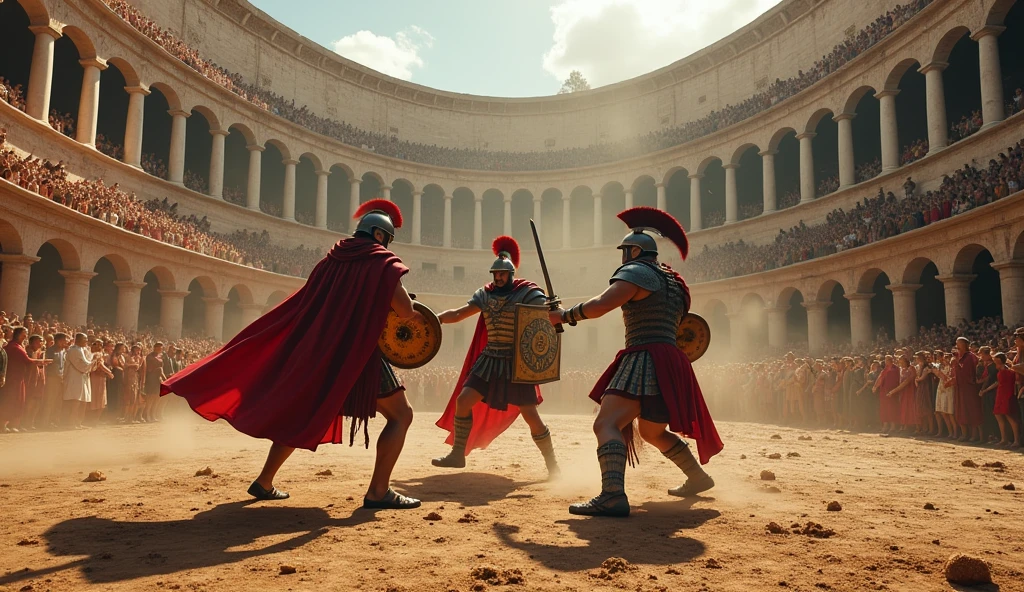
xmin=677 ymin=313 xmax=712 ymax=362
xmin=379 ymin=301 xmax=443 ymax=369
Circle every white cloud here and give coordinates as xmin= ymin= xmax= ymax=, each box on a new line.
xmin=543 ymin=0 xmax=780 ymax=89
xmin=331 ymin=25 xmax=434 ymax=81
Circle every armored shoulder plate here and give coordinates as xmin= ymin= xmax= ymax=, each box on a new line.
xmin=524 ymin=287 xmax=547 ymax=305
xmin=610 ymin=261 xmax=663 ymax=292
xmin=468 ymin=287 xmax=489 ymax=310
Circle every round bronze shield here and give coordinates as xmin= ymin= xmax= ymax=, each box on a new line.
xmin=676 ymin=313 xmax=711 ymax=363
xmin=379 ymin=301 xmax=442 ymax=369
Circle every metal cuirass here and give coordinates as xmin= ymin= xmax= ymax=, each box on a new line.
xmin=470 ymin=285 xmax=546 ymax=357
xmin=613 ymin=261 xmax=687 ymax=348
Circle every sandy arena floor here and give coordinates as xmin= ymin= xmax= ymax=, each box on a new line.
xmin=1 ymin=408 xmax=1022 ymax=592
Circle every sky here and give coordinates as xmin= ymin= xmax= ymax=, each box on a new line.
xmin=248 ymin=0 xmax=781 ymax=97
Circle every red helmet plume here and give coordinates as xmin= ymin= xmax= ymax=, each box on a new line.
xmin=617 ymin=206 xmax=689 ymax=260
xmin=491 ymin=236 xmax=520 ymax=268
xmin=353 ymin=199 xmax=403 ymax=228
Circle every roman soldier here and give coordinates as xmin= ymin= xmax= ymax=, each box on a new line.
xmin=162 ymin=199 xmax=424 ymax=510
xmin=548 ymin=207 xmax=723 ymax=517
xmin=433 ymin=236 xmax=559 ymax=478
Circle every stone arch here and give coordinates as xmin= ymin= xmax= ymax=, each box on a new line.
xmin=741 ymin=293 xmax=768 ymax=346
xmin=328 ymin=161 xmax=356 ymax=180
xmin=662 ymin=166 xmax=688 ymax=187
xmin=59 ymin=25 xmax=98 ymax=60
xmin=299 ymin=151 xmax=323 ymax=172
xmin=39 ymin=238 xmax=80 ymax=271
xmin=147 ymin=81 xmax=182 ymax=112
xmin=264 ymin=139 xmax=291 ymax=161
xmin=695 ymin=156 xmax=723 ymax=175
xmin=103 ymin=57 xmax=141 ymax=87
xmin=903 ymin=256 xmax=941 ymax=283
xmin=186 ymin=275 xmax=219 ymax=299
xmin=510 ymin=188 xmax=534 ymax=248
xmin=804 ymin=108 xmax=835 ymax=134
xmin=729 ymin=143 xmax=760 ymax=166
xmin=1014 ymin=228 xmax=1024 ymax=260
xmin=842 ymin=85 xmax=878 ymax=115
xmin=932 ymin=26 xmax=974 ymax=63
xmin=0 ymin=219 xmax=25 ymax=254
xmin=225 ymin=123 xmax=256 ymax=145
xmin=144 ymin=266 xmax=177 ymax=291
xmin=987 ymin=0 xmax=1018 ymax=25
xmin=883 ymin=58 xmax=922 ymax=91
xmin=816 ymin=279 xmax=846 ymax=302
xmin=266 ymin=290 xmax=290 ymax=311
xmin=189 ymin=105 xmax=221 ymax=132
xmin=768 ymin=127 xmax=797 ymax=151
xmin=856 ymin=268 xmax=889 ymax=293
xmin=227 ymin=283 xmax=255 ymax=306
xmin=705 ymin=299 xmax=731 ymax=351
xmin=953 ymin=243 xmax=993 ymax=274
xmin=631 ymin=174 xmax=655 ymax=191
xmin=776 ymin=286 xmax=803 ymax=308
xmin=13 ymin=0 xmax=48 ymax=26
xmin=361 ymin=170 xmax=385 ymax=187
xmin=90 ymin=252 xmax=132 ymax=281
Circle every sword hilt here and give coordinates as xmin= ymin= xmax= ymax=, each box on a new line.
xmin=547 ymin=296 xmax=564 ymax=334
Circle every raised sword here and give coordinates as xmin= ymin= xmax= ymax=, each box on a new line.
xmin=529 ymin=219 xmax=563 ymax=333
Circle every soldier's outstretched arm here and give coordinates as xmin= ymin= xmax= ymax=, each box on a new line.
xmin=391 ymin=280 xmax=419 ymax=319
xmin=438 ymin=303 xmax=481 ymax=325
xmin=548 ymin=281 xmax=642 ymax=325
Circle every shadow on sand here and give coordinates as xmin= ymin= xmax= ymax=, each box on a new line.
xmin=492 ymin=496 xmax=719 ymax=571
xmin=393 ymin=472 xmax=542 ymax=507
xmin=0 ymin=500 xmax=377 ymax=585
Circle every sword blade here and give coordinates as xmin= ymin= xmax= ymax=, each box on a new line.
xmin=530 ymin=219 xmax=563 ymax=333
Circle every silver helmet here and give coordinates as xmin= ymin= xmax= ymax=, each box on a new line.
xmin=617 ymin=229 xmax=658 ymax=255
xmin=352 ymin=199 xmax=402 ymax=244
xmin=490 ymin=236 xmax=520 ymax=277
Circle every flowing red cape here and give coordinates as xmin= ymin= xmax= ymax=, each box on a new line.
xmin=435 ymin=279 xmax=543 ymax=452
xmin=589 ymin=343 xmax=724 ymax=464
xmin=161 ymin=238 xmax=408 ymax=451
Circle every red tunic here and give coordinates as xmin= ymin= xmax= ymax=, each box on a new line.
xmin=994 ymin=368 xmax=1019 ymax=416
xmin=0 ymin=342 xmax=33 ymax=425
xmin=876 ymin=365 xmax=901 ymax=424
xmin=954 ymin=351 xmax=983 ymax=427
xmin=161 ymin=238 xmax=408 ymax=450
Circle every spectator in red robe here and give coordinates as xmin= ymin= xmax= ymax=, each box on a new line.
xmin=0 ymin=327 xmax=48 ymax=432
xmin=953 ymin=337 xmax=983 ymax=442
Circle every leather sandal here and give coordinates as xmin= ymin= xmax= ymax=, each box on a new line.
xmin=247 ymin=481 xmax=290 ymax=501
xmin=668 ymin=474 xmax=715 ymax=498
xmin=568 ymin=492 xmax=630 ymax=517
xmin=362 ymin=488 xmax=421 ymax=510
xmin=431 ymin=451 xmax=466 ymax=468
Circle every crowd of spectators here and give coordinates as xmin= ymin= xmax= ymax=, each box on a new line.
xmin=699 ymin=321 xmax=1024 ymax=451
xmin=141 ymin=152 xmax=168 ymax=180
xmin=0 ymin=77 xmax=26 ymax=111
xmin=680 ymin=137 xmax=1024 ymax=283
xmin=817 ymin=174 xmax=840 ymax=197
xmin=950 ymin=110 xmax=984 ymax=143
xmin=0 ymin=309 xmax=221 ymax=433
xmin=855 ymin=157 xmax=882 ymax=183
xmin=47 ymin=109 xmax=75 ymax=139
xmin=900 ymin=138 xmax=929 ymax=165
xmin=95 ymin=133 xmax=125 ymax=161
xmin=101 ymin=0 xmax=936 ymax=171
xmin=0 ymin=128 xmax=324 ymax=278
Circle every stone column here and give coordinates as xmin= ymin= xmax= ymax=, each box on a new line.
xmin=203 ymin=297 xmax=227 ymax=341
xmin=0 ymin=254 xmax=40 ymax=314
xmin=562 ymin=195 xmax=572 ymax=248
xmin=766 ymin=306 xmax=789 ymax=349
xmin=656 ymin=183 xmax=666 ymax=211
xmin=25 ymin=24 xmax=61 ymax=121
xmin=59 ymin=270 xmax=97 ymax=328
xmin=803 ymin=300 xmax=830 ymax=355
xmin=208 ymin=130 xmax=228 ymax=199
xmin=845 ymin=293 xmax=874 ymax=349
xmin=245 ymin=144 xmax=264 ymax=210
xmin=443 ymin=195 xmax=453 ymax=248
xmin=113 ymin=281 xmax=146 ymax=332
xmin=314 ymin=169 xmax=329 ymax=229
xmin=158 ymin=290 xmax=189 ymax=339
xmin=728 ymin=312 xmax=746 ymax=355
xmin=473 ymin=197 xmax=483 ymax=249
xmin=123 ymin=86 xmax=150 ymax=168
xmin=759 ymin=149 xmax=777 ymax=213
xmin=936 ymin=275 xmax=975 ymax=327
xmin=876 ymin=90 xmax=900 ymax=172
xmin=920 ymin=61 xmax=949 ymax=154
xmin=240 ymin=303 xmax=264 ymax=328
xmin=973 ymin=26 xmax=1006 ymax=128
xmin=281 ymin=159 xmax=297 ymax=221
xmin=834 ymin=113 xmax=856 ymax=188
xmin=502 ymin=197 xmax=512 ymax=236
xmin=688 ymin=174 xmax=703 ymax=231
xmin=993 ymin=261 xmax=1024 ymax=326
xmin=348 ymin=179 xmax=361 ymax=233
xmin=381 ymin=185 xmax=392 ymax=201
xmin=723 ymin=163 xmax=739 ymax=223
xmin=797 ymin=132 xmax=816 ymax=202
xmin=75 ymin=58 xmax=106 ymax=146
xmin=592 ymin=193 xmax=603 ymax=246
xmin=533 ymin=197 xmax=542 ymax=235
xmin=411 ymin=191 xmax=423 ymax=245
xmin=624 ymin=189 xmax=634 ymax=210
xmin=887 ymin=283 xmax=922 ymax=342
xmin=167 ymin=109 xmax=189 ymax=184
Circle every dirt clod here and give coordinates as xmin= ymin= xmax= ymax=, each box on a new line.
xmin=787 ymin=452 xmax=801 ymax=458
xmin=797 ymin=522 xmax=835 ymax=538
xmin=423 ymin=512 xmax=443 ymax=521
xmin=766 ymin=522 xmax=787 ymax=535
xmin=279 ymin=565 xmax=296 ymax=575
xmin=83 ymin=471 xmax=106 ymax=482
xmin=826 ymin=501 xmax=842 ymax=512
xmin=760 ymin=470 xmax=776 ymax=481
xmin=943 ymin=554 xmax=992 ymax=585
xmin=81 ymin=498 xmax=105 ymax=503
xmin=600 ymin=557 xmax=635 ymax=574
xmin=767 ymin=453 xmax=782 ymax=460
xmin=961 ymin=460 xmax=978 ymax=468
xmin=763 ymin=485 xmax=782 ymax=493
xmin=458 ymin=512 xmax=479 ymax=523
xmin=194 ymin=467 xmax=214 ymax=477
xmin=923 ymin=502 xmax=937 ymax=510
xmin=1003 ymin=483 xmax=1016 ymax=491
xmin=16 ymin=539 xmax=38 ymax=546
xmin=740 ymin=454 xmax=747 ymax=459
xmin=798 ymin=436 xmax=813 ymax=441
xmin=704 ymin=558 xmax=722 ymax=569
xmin=315 ymin=469 xmax=333 ymax=476
xmin=770 ymin=435 xmax=782 ymax=440
xmin=982 ymin=461 xmax=1005 ymax=469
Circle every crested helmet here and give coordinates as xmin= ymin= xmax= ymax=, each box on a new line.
xmin=353 ymin=199 xmax=403 ymax=243
xmin=490 ymin=236 xmax=520 ymax=276
xmin=616 ymin=206 xmax=690 ymax=260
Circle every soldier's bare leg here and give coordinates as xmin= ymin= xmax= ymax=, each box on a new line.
xmin=637 ymin=419 xmax=715 ymax=497
xmin=432 ymin=387 xmax=483 ymax=468
xmin=364 ymin=391 xmax=419 ymax=508
xmin=569 ymin=394 xmax=639 ymax=517
xmin=249 ymin=443 xmax=294 ymax=500
xmin=520 ymin=404 xmax=559 ymax=478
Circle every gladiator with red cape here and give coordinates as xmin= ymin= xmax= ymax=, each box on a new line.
xmin=161 ymin=199 xmax=424 ymax=510
xmin=432 ymin=236 xmax=560 ymax=477
xmin=548 ymin=206 xmax=723 ymax=518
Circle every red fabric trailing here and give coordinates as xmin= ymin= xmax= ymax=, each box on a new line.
xmin=160 ymin=237 xmax=408 ymax=451
xmin=353 ymin=199 xmax=403 ymax=228
xmin=435 ymin=279 xmax=542 ymax=452
xmin=589 ymin=342 xmax=723 ymax=464
xmin=491 ymin=236 xmax=520 ymax=267
xmin=616 ymin=207 xmax=689 ymax=260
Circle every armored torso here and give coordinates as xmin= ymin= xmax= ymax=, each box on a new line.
xmin=470 ymin=284 xmax=547 ymax=357
xmin=612 ymin=260 xmax=687 ymax=348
